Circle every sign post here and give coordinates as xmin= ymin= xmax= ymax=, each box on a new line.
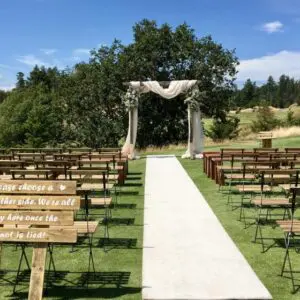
xmin=0 ymin=180 xmax=80 ymax=300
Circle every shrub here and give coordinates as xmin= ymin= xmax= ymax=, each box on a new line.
xmin=251 ymin=103 xmax=281 ymax=132
xmin=207 ymin=115 xmax=240 ymax=142
xmin=285 ymin=109 xmax=300 ymax=126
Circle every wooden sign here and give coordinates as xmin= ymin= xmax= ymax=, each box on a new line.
xmin=0 ymin=195 xmax=80 ymax=210
xmin=0 ymin=211 xmax=74 ymax=226
xmin=0 ymin=180 xmax=76 ymax=195
xmin=0 ymin=179 xmax=79 ymax=300
xmin=0 ymin=227 xmax=77 ymax=243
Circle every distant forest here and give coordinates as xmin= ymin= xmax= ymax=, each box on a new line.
xmin=2 ymin=74 xmax=299 ymax=110
xmin=232 ymin=75 xmax=300 ymax=109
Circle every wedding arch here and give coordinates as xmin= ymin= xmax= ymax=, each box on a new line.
xmin=121 ymin=80 xmax=204 ymax=159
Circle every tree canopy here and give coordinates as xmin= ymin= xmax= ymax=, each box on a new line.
xmin=232 ymin=75 xmax=300 ymax=109
xmin=0 ymin=19 xmax=238 ymax=148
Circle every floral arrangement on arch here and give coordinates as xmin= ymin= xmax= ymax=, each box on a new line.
xmin=184 ymin=86 xmax=206 ymax=111
xmin=123 ymin=87 xmax=139 ymax=109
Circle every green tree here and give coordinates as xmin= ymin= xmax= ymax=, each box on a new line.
xmin=16 ymin=72 xmax=26 ymax=89
xmin=259 ymin=75 xmax=277 ymax=106
xmin=0 ymin=90 xmax=9 ymax=103
xmin=251 ymin=101 xmax=281 ymax=132
xmin=207 ymin=115 xmax=240 ymax=142
xmin=276 ymin=75 xmax=299 ymax=108
xmin=121 ymin=20 xmax=238 ymax=146
xmin=62 ymin=19 xmax=238 ymax=148
xmin=0 ymin=19 xmax=239 ymax=149
xmin=239 ymin=79 xmax=258 ymax=107
xmin=0 ymin=84 xmax=64 ymax=147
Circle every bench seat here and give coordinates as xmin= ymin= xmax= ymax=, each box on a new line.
xmin=252 ymin=197 xmax=291 ymax=206
xmin=236 ymin=185 xmax=271 ymax=192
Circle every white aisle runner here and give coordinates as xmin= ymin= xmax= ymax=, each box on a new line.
xmin=143 ymin=155 xmax=272 ymax=300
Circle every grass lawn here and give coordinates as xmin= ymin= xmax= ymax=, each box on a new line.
xmin=203 ymin=106 xmax=300 ymax=132
xmin=1 ymin=136 xmax=300 ymax=299
xmin=144 ymin=136 xmax=300 ymax=300
xmin=180 ymin=158 xmax=300 ymax=300
xmin=0 ymin=158 xmax=145 ymax=300
xmin=143 ymin=135 xmax=300 ymax=157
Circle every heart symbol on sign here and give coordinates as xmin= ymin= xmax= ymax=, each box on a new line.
xmin=59 ymin=185 xmax=66 ymax=191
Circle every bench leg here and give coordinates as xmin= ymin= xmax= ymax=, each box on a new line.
xmin=13 ymin=244 xmax=31 ymax=294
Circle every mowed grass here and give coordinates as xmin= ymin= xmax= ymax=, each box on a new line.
xmin=203 ymin=106 xmax=300 ymax=132
xmin=204 ymin=106 xmax=300 ymax=126
xmin=143 ymin=135 xmax=300 ymax=157
xmin=1 ymin=136 xmax=300 ymax=299
xmin=178 ymin=135 xmax=300 ymax=300
xmin=180 ymin=158 xmax=300 ymax=300
xmin=0 ymin=158 xmax=145 ymax=300
xmin=145 ymin=136 xmax=300 ymax=299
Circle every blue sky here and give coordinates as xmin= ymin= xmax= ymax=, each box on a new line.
xmin=1 ymin=0 xmax=300 ymax=90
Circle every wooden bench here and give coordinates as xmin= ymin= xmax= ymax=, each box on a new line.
xmin=219 ymin=161 xmax=281 ymax=188
xmin=81 ymin=197 xmax=112 ymax=206
xmin=54 ymin=153 xmax=83 ymax=161
xmin=53 ymin=221 xmax=99 ymax=235
xmin=285 ymin=148 xmax=300 ymax=154
xmin=11 ymin=169 xmax=56 ymax=180
xmin=66 ymin=171 xmax=116 ymax=199
xmin=0 ymin=154 xmax=14 ymax=160
xmin=10 ymin=147 xmax=63 ymax=154
xmin=211 ymin=152 xmax=280 ymax=182
xmin=0 ymin=160 xmax=27 ymax=174
xmin=76 ymin=160 xmax=125 ymax=184
xmin=66 ymin=147 xmax=92 ymax=154
xmin=15 ymin=153 xmax=46 ymax=161
xmin=260 ymin=169 xmax=300 ymax=186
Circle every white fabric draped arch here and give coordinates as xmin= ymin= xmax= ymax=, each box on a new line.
xmin=122 ymin=80 xmax=204 ymax=159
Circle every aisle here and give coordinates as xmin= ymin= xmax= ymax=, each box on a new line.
xmin=143 ymin=155 xmax=272 ymax=300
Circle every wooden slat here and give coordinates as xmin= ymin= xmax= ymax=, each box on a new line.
xmin=28 ymin=243 xmax=47 ymax=300
xmin=225 ymin=174 xmax=255 ymax=179
xmin=68 ymin=169 xmax=106 ymax=175
xmin=0 ymin=227 xmax=77 ymax=243
xmin=252 ymin=199 xmax=291 ymax=206
xmin=88 ymin=197 xmax=112 ymax=206
xmin=0 ymin=180 xmax=76 ymax=195
xmin=78 ymin=183 xmax=114 ymax=191
xmin=53 ymin=221 xmax=98 ymax=234
xmin=259 ymin=169 xmax=300 ymax=175
xmin=237 ymin=185 xmax=271 ymax=192
xmin=11 ymin=169 xmax=52 ymax=174
xmin=0 ymin=195 xmax=80 ymax=210
xmin=277 ymin=220 xmax=300 ymax=225
xmin=0 ymin=211 xmax=74 ymax=225
xmin=279 ymin=184 xmax=298 ymax=191
xmin=74 ymin=221 xmax=98 ymax=234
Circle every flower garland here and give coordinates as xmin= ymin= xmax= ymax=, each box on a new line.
xmin=123 ymin=87 xmax=139 ymax=110
xmin=184 ymin=86 xmax=206 ymax=111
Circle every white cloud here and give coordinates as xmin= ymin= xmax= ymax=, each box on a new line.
xmin=16 ymin=55 xmax=50 ymax=68
xmin=17 ymin=54 xmax=50 ymax=67
xmin=237 ymin=50 xmax=300 ymax=82
xmin=69 ymin=56 xmax=81 ymax=62
xmin=0 ymin=64 xmax=19 ymax=71
xmin=73 ymin=48 xmax=91 ymax=56
xmin=260 ymin=21 xmax=283 ymax=33
xmin=0 ymin=84 xmax=14 ymax=91
xmin=40 ymin=48 xmax=57 ymax=55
